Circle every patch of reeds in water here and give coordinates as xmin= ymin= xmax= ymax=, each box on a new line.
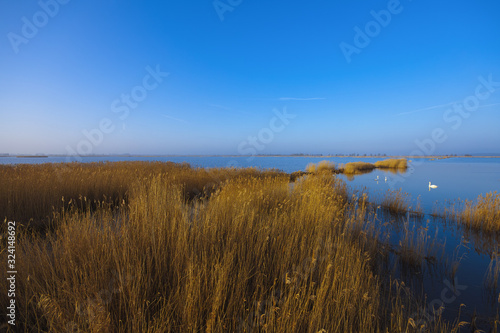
xmin=397 ymin=218 xmax=444 ymax=271
xmin=343 ymin=162 xmax=376 ymax=174
xmin=307 ymin=158 xmax=408 ymax=176
xmin=439 ymin=191 xmax=500 ymax=233
xmin=305 ymin=160 xmax=336 ymax=174
xmin=380 ymin=189 xmax=423 ymax=217
xmin=374 ymin=158 xmax=408 ymax=170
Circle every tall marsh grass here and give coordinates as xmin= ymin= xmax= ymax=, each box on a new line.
xmin=374 ymin=158 xmax=408 ymax=170
xmin=343 ymin=162 xmax=376 ymax=174
xmin=305 ymin=160 xmax=336 ymax=174
xmin=0 ymin=162 xmax=456 ymax=332
xmin=396 ymin=219 xmax=443 ymax=271
xmin=0 ymin=162 xmax=283 ymax=232
xmin=380 ymin=189 xmax=423 ymax=216
xmin=440 ymin=191 xmax=500 ymax=232
xmin=306 ymin=158 xmax=408 ymax=175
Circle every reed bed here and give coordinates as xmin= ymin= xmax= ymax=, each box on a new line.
xmin=374 ymin=159 xmax=408 ymax=170
xmin=343 ymin=162 xmax=376 ymax=174
xmin=0 ymin=162 xmax=284 ymax=232
xmin=305 ymin=160 xmax=336 ymax=174
xmin=380 ymin=189 xmax=423 ymax=217
xmin=306 ymin=158 xmax=407 ymax=176
xmin=485 ymin=254 xmax=500 ymax=292
xmin=0 ymin=162 xmax=457 ymax=332
xmin=396 ymin=220 xmax=443 ymax=271
xmin=439 ymin=191 xmax=500 ymax=232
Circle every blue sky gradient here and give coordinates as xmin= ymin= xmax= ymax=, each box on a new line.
xmin=1 ymin=0 xmax=499 ymax=155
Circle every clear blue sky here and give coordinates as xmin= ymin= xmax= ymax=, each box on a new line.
xmin=1 ymin=0 xmax=499 ymax=155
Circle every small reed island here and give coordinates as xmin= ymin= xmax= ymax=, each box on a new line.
xmin=290 ymin=158 xmax=408 ymax=180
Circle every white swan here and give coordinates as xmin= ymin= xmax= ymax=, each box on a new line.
xmin=429 ymin=182 xmax=438 ymax=189
xmin=384 ymin=176 xmax=388 ymax=182
xmin=374 ymin=176 xmax=379 ymax=181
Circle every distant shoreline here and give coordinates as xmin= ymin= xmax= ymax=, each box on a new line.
xmin=2 ymin=154 xmax=500 ymax=159
xmin=14 ymin=155 xmax=49 ymax=158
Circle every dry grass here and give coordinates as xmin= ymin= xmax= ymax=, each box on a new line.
xmin=305 ymin=160 xmax=336 ymax=174
xmin=0 ymin=162 xmax=284 ymax=232
xmin=343 ymin=162 xmax=376 ymax=174
xmin=343 ymin=159 xmax=407 ymax=175
xmin=485 ymin=254 xmax=500 ymax=292
xmin=306 ymin=159 xmax=407 ymax=176
xmin=440 ymin=191 xmax=500 ymax=232
xmin=305 ymin=162 xmax=317 ymax=173
xmin=0 ymin=162 xmax=456 ymax=332
xmin=374 ymin=159 xmax=408 ymax=170
xmin=396 ymin=219 xmax=443 ymax=271
xmin=380 ymin=189 xmax=423 ymax=217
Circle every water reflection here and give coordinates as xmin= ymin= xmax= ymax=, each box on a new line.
xmin=368 ymin=207 xmax=500 ymax=331
xmin=343 ymin=166 xmax=407 ymax=182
